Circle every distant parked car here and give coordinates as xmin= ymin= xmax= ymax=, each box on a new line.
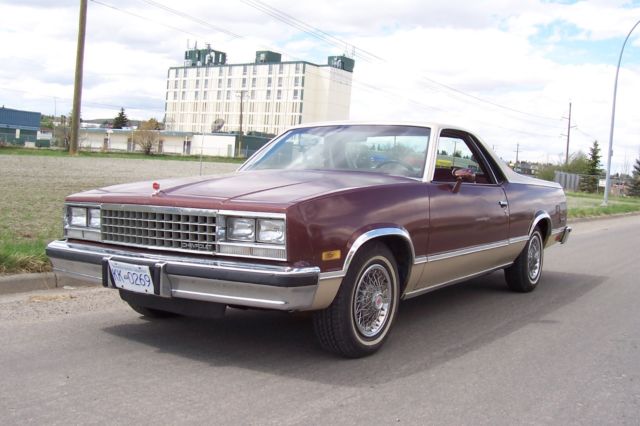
xmin=47 ymin=122 xmax=571 ymax=357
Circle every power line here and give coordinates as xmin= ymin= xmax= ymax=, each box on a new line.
xmin=90 ymin=0 xmax=206 ymax=40
xmin=136 ymin=0 xmax=242 ymax=40
xmin=238 ymin=0 xmax=563 ymax=123
xmin=81 ymin=1 xmax=564 ymax=138
xmin=239 ymin=0 xmax=383 ymax=63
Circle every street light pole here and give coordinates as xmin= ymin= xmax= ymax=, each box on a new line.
xmin=603 ymin=18 xmax=640 ymax=206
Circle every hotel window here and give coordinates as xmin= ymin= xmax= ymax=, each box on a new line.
xmin=226 ymin=91 xmax=231 ymax=100
xmin=181 ymin=91 xmax=186 ymax=100
xmin=251 ymin=78 xmax=256 ymax=87
xmin=196 ymin=68 xmax=200 ymax=77
xmin=278 ymin=63 xmax=284 ymax=74
xmin=293 ymin=89 xmax=299 ymax=99
xmin=203 ymin=91 xmax=208 ymax=100
xmin=266 ymin=90 xmax=271 ymax=100
xmin=194 ymin=92 xmax=199 ymax=100
xmin=204 ymin=79 xmax=209 ymax=89
xmin=174 ymin=80 xmax=178 ymax=89
xmin=277 ymin=89 xmax=282 ymax=100
xmin=278 ymin=77 xmax=282 ymax=87
xmin=182 ymin=80 xmax=186 ymax=89
xmin=195 ymin=80 xmax=200 ymax=89
xmin=295 ymin=63 xmax=301 ymax=73
xmin=218 ymin=67 xmax=223 ymax=76
xmin=268 ymin=64 xmax=273 ymax=75
xmin=242 ymin=65 xmax=247 ymax=75
xmin=252 ymin=66 xmax=257 ymax=75
xmin=217 ymin=91 xmax=222 ymax=100
xmin=242 ymin=78 xmax=247 ymax=88
xmin=227 ymin=78 xmax=232 ymax=87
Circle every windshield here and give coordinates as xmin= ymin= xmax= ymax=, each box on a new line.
xmin=244 ymin=125 xmax=431 ymax=178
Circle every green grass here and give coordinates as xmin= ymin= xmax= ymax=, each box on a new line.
xmin=566 ymin=192 xmax=640 ymax=218
xmin=0 ymin=146 xmax=245 ymax=164
xmin=0 ymin=232 xmax=50 ymax=274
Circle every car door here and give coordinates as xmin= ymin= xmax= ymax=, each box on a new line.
xmin=416 ymin=129 xmax=511 ymax=290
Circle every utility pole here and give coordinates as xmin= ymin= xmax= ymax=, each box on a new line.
xmin=69 ymin=0 xmax=87 ymax=155
xmin=564 ymin=102 xmax=572 ymax=165
xmin=515 ymin=143 xmax=520 ymax=165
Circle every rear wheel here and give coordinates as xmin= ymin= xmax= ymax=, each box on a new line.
xmin=313 ymin=242 xmax=400 ymax=358
xmin=505 ymin=228 xmax=544 ymax=292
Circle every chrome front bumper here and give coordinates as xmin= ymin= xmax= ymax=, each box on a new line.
xmin=46 ymin=240 xmax=338 ymax=311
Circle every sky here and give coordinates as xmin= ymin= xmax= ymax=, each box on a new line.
xmin=0 ymin=0 xmax=639 ymax=174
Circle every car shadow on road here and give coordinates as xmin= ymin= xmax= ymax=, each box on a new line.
xmin=103 ymin=270 xmax=605 ymax=387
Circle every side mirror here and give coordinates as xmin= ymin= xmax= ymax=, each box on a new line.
xmin=452 ymin=168 xmax=476 ymax=193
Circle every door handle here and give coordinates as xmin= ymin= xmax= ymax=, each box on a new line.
xmin=498 ymin=200 xmax=508 ymax=208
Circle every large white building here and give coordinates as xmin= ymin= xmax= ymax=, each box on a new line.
xmin=164 ymin=47 xmax=354 ymax=136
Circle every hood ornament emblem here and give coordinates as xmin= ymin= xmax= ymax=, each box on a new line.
xmin=152 ymin=181 xmax=160 ymax=196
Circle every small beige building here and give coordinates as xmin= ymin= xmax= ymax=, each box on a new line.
xmin=79 ymin=128 xmax=239 ymax=157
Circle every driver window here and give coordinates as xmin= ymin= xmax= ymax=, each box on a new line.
xmin=434 ymin=133 xmax=491 ymax=183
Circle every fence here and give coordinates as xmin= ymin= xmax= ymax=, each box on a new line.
xmin=554 ymin=171 xmax=581 ymax=191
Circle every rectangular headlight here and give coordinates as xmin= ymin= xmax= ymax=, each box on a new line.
xmin=227 ymin=217 xmax=256 ymax=241
xmin=257 ymin=219 xmax=285 ymax=244
xmin=69 ymin=207 xmax=87 ymax=227
xmin=88 ymin=208 xmax=101 ymax=228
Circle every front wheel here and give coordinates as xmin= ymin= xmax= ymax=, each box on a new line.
xmin=313 ymin=242 xmax=400 ymax=358
xmin=505 ymin=228 xmax=544 ymax=292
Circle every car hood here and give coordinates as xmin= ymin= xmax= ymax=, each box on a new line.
xmin=67 ymin=169 xmax=417 ymax=210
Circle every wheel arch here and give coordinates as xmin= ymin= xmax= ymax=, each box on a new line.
xmin=343 ymin=227 xmax=415 ymax=295
xmin=529 ymin=210 xmax=551 ymax=244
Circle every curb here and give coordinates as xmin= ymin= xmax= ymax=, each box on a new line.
xmin=0 ymin=272 xmax=96 ymax=296
xmin=568 ymin=211 xmax=640 ymax=224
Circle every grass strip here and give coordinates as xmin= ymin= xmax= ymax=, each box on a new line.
xmin=0 ymin=235 xmax=51 ymax=274
xmin=0 ymin=146 xmax=245 ymax=164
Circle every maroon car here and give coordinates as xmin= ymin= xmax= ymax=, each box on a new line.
xmin=47 ymin=122 xmax=571 ymax=357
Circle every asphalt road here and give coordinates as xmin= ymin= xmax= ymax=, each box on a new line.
xmin=1 ymin=215 xmax=639 ymax=425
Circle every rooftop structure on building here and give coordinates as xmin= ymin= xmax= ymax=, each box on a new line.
xmin=164 ymin=45 xmax=354 ymax=135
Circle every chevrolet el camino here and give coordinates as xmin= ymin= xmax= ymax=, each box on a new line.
xmin=47 ymin=122 xmax=571 ymax=357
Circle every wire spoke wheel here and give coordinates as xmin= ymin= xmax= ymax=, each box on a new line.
xmin=527 ymin=234 xmax=542 ymax=281
xmin=353 ymin=264 xmax=392 ymax=338
xmin=505 ymin=228 xmax=544 ymax=293
xmin=313 ymin=242 xmax=400 ymax=358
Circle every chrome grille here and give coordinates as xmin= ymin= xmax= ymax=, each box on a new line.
xmin=101 ymin=206 xmax=216 ymax=254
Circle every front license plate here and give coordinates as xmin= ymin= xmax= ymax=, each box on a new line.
xmin=109 ymin=260 xmax=154 ymax=294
